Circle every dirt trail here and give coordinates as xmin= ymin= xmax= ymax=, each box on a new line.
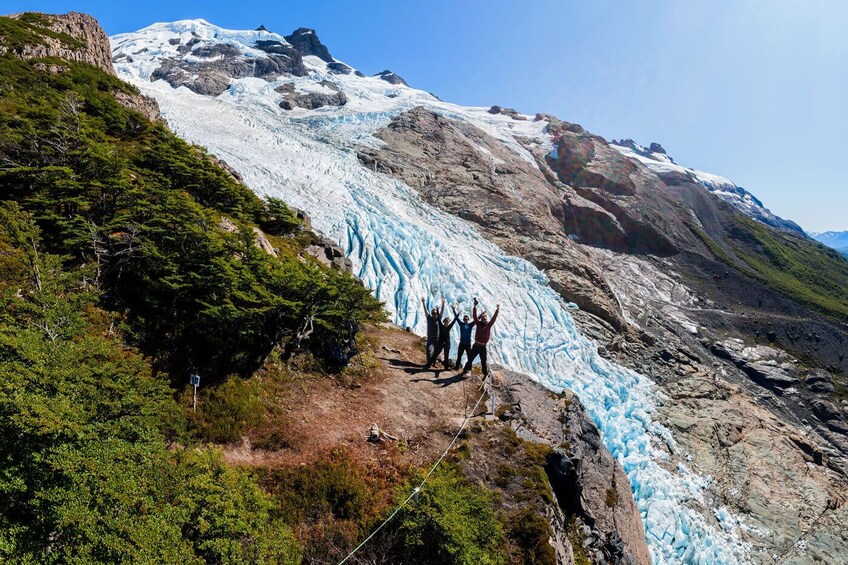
xmin=223 ymin=326 xmax=488 ymax=468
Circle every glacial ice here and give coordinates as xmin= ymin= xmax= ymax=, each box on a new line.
xmin=112 ymin=21 xmax=755 ymax=564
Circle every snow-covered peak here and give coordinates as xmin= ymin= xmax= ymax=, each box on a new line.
xmin=111 ymin=20 xmax=549 ymax=152
xmin=610 ymin=139 xmax=804 ymax=233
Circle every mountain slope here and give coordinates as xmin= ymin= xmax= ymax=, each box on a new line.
xmin=610 ymin=139 xmax=804 ymax=233
xmin=112 ymin=18 xmax=848 ymax=563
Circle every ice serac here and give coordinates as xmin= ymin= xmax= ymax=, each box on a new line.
xmin=111 ymin=19 xmax=848 ymax=564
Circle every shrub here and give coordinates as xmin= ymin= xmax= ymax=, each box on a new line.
xmin=195 ymin=376 xmax=262 ymax=444
xmin=381 ymin=465 xmax=506 ymax=565
xmin=506 ymin=508 xmax=556 ymax=565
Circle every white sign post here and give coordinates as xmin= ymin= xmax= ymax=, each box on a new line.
xmin=189 ymin=373 xmax=201 ymax=412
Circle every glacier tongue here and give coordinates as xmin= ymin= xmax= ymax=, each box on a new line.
xmin=113 ymin=22 xmax=753 ymax=564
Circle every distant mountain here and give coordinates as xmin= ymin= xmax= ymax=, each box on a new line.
xmin=610 ymin=139 xmax=804 ymax=233
xmin=810 ymin=231 xmax=848 ymax=256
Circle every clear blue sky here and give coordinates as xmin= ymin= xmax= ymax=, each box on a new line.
xmin=6 ymin=0 xmax=847 ymax=231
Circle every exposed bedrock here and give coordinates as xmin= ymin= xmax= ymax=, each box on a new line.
xmin=588 ymin=250 xmax=848 ymax=561
xmin=373 ymin=69 xmax=408 ymax=86
xmin=276 ymin=82 xmax=347 ymax=110
xmin=3 ymin=12 xmax=114 ymax=73
xmin=150 ymin=40 xmax=308 ymax=96
xmin=496 ymin=368 xmax=651 ymax=565
xmin=284 ymin=27 xmax=333 ymax=62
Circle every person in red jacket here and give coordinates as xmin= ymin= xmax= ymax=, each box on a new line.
xmin=461 ymin=297 xmax=500 ymax=377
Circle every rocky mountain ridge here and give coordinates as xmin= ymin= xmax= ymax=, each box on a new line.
xmin=609 ymin=138 xmax=804 ymax=234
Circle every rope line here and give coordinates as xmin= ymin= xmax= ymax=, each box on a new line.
xmin=338 ymin=388 xmax=487 ymax=565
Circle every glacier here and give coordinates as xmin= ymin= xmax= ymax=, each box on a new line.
xmin=112 ymin=20 xmax=755 ymax=564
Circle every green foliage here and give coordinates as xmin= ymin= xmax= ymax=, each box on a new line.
xmin=505 ymin=508 xmax=556 ymax=565
xmin=0 ymin=52 xmax=383 ymax=378
xmin=259 ymin=197 xmax=302 ymax=236
xmin=0 ymin=206 xmax=300 ymax=563
xmin=688 ymin=217 xmax=848 ymax=323
xmin=385 ymin=465 xmax=506 ymax=565
xmin=565 ymin=515 xmax=592 ymax=565
xmin=261 ymin=452 xmax=381 ymax=563
xmin=728 ymin=217 xmax=848 ymax=322
xmin=265 ymin=454 xmax=375 ymax=526
xmin=195 ymin=376 xmax=262 ymax=444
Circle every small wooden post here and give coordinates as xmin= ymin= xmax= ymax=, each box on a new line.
xmin=190 ymin=373 xmax=201 ymax=412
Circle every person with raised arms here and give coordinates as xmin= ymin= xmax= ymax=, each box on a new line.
xmin=461 ymin=297 xmax=500 ymax=377
xmin=433 ymin=306 xmax=459 ymax=369
xmin=421 ymin=296 xmax=445 ymax=369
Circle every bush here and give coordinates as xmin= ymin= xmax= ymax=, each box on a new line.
xmin=195 ymin=376 xmax=262 ymax=444
xmin=0 ymin=205 xmax=301 ymax=563
xmin=259 ymin=197 xmax=301 ymax=236
xmin=506 ymin=508 xmax=556 ymax=565
xmin=381 ymin=465 xmax=506 ymax=565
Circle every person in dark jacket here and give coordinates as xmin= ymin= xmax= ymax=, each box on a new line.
xmin=421 ymin=296 xmax=444 ymax=368
xmin=433 ymin=308 xmax=459 ymax=368
xmin=453 ymin=306 xmax=475 ymax=370
xmin=462 ymin=298 xmax=500 ymax=377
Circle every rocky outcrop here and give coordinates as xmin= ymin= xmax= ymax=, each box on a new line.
xmin=488 ymin=105 xmax=527 ymax=120
xmin=327 ymin=61 xmax=353 ymax=74
xmin=374 ymin=69 xmax=408 ymax=86
xmin=495 ymin=368 xmax=651 ymax=565
xmin=150 ymin=40 xmax=308 ymax=96
xmin=304 ymin=236 xmax=353 ymax=273
xmin=284 ymin=27 xmax=333 ymax=62
xmin=112 ymin=90 xmax=162 ymax=122
xmin=3 ymin=12 xmax=165 ymax=123
xmin=3 ymin=12 xmax=114 ymax=73
xmin=276 ymin=82 xmax=347 ymax=110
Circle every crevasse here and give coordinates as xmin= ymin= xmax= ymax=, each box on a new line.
xmin=112 ymin=21 xmax=753 ymax=563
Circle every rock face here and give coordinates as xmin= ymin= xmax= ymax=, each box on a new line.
xmin=488 ymin=105 xmax=527 ymax=120
xmin=276 ymin=82 xmax=347 ymax=110
xmin=304 ymin=236 xmax=353 ymax=273
xmin=284 ymin=27 xmax=333 ymax=62
xmin=112 ymin=90 xmax=162 ymax=122
xmin=4 ymin=12 xmax=164 ymax=123
xmin=4 ymin=12 xmax=114 ymax=73
xmin=373 ymin=69 xmax=408 ymax=86
xmin=150 ymin=39 xmax=307 ymax=96
xmin=496 ymin=368 xmax=651 ymax=565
